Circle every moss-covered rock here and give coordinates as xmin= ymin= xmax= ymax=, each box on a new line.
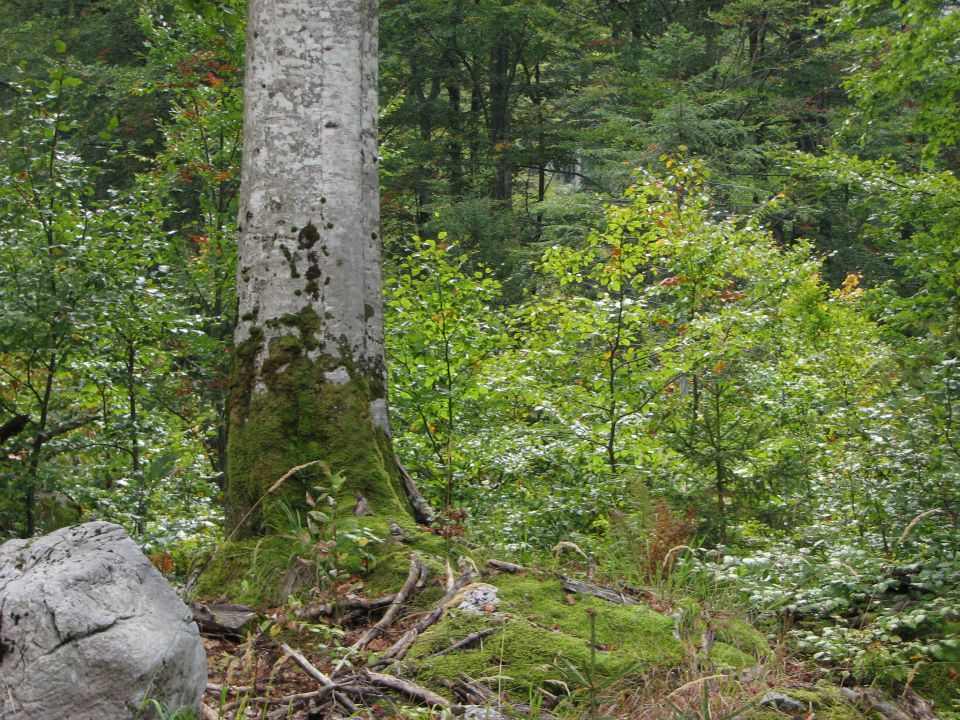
xmin=743 ymin=684 xmax=875 ymax=720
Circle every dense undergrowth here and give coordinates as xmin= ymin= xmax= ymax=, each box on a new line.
xmin=175 ymin=508 xmax=957 ymax=720
xmin=178 ymin=461 xmax=958 ymax=719
xmin=2 ymin=1 xmax=959 ymax=717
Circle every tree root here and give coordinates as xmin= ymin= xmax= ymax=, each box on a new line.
xmin=201 ymin=555 xmax=484 ymax=717
xmin=349 ymin=553 xmax=426 ymax=653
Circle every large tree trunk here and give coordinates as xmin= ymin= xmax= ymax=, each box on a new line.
xmin=227 ymin=0 xmax=409 ymax=537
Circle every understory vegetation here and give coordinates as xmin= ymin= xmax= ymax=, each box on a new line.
xmin=1 ymin=0 xmax=958 ymax=718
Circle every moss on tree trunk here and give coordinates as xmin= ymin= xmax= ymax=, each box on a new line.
xmin=225 ymin=308 xmax=409 ymax=538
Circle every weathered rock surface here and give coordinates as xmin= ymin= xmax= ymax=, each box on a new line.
xmin=191 ymin=602 xmax=257 ymax=638
xmin=456 ymin=583 xmax=500 ymax=614
xmin=760 ymin=692 xmax=806 ymax=713
xmin=0 ymin=522 xmax=207 ymax=720
xmin=455 ymin=706 xmax=512 ymax=720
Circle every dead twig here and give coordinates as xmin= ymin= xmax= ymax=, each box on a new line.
xmin=424 ymin=626 xmax=503 ymax=659
xmin=372 ymin=568 xmax=475 ymax=667
xmin=228 ymin=461 xmax=324 ymax=541
xmin=362 ymin=669 xmax=452 ymax=709
xmin=894 ymin=509 xmax=943 ymax=553
xmin=349 ymin=554 xmax=424 ymax=654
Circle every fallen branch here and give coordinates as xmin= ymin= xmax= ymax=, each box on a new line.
xmin=485 ymin=559 xmax=526 ymax=574
xmin=560 ymin=576 xmax=639 ymax=605
xmin=280 ymin=642 xmax=337 ymax=690
xmin=425 ymin=626 xmax=503 ymax=659
xmin=840 ymin=687 xmax=938 ymax=720
xmin=278 ymin=644 xmax=365 ymax=716
xmin=332 ymin=689 xmax=359 ymax=714
xmin=258 ymin=689 xmax=326 ymax=705
xmin=221 ymin=686 xmax=363 ymax=719
xmin=206 ymin=682 xmax=255 ymax=693
xmin=443 ymin=673 xmax=494 ymax=705
xmin=349 ymin=554 xmax=424 ymax=653
xmin=362 ymin=669 xmax=451 ymax=709
xmin=295 ymin=592 xmax=397 ymax=622
xmin=372 ymin=568 xmax=475 ymax=667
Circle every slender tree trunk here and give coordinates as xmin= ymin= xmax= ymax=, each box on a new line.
xmin=534 ymin=62 xmax=546 ymax=240
xmin=411 ymin=57 xmax=441 ymax=231
xmin=126 ymin=341 xmax=145 ymax=535
xmin=469 ymin=73 xmax=483 ymax=181
xmin=227 ymin=0 xmax=410 ymax=537
xmin=443 ymin=40 xmax=464 ymax=195
xmin=489 ymin=38 xmax=512 ymax=203
xmin=25 ymin=352 xmax=58 ymax=536
xmin=748 ymin=9 xmax=768 ymax=65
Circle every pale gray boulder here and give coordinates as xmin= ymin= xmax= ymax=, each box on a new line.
xmin=0 ymin=522 xmax=207 ymax=720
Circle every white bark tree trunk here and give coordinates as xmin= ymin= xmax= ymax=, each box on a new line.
xmin=236 ymin=0 xmax=382 ymax=376
xmin=227 ymin=0 xmax=407 ymax=535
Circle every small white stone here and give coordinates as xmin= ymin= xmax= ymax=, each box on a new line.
xmin=457 ymin=583 xmax=500 ymax=614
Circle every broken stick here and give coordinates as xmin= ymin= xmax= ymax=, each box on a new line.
xmin=372 ymin=568 xmax=475 ymax=667
xmin=349 ymin=554 xmax=425 ymax=654
xmin=424 ymin=626 xmax=503 ymax=659
xmin=280 ymin=643 xmax=337 ymax=690
xmin=362 ymin=669 xmax=451 ymax=709
xmin=560 ymin=576 xmax=639 ymax=605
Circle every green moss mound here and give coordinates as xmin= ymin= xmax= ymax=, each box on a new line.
xmin=910 ymin=620 xmax=960 ymax=715
xmin=192 ymin=518 xmax=462 ymax=607
xmin=912 ymin=659 xmax=960 ymax=717
xmin=192 ymin=535 xmax=307 ymax=606
xmin=715 ymin=616 xmax=772 ymax=660
xmin=403 ymin=575 xmax=758 ymax=701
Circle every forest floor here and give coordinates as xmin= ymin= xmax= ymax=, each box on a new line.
xmin=187 ymin=549 xmax=944 ymax=720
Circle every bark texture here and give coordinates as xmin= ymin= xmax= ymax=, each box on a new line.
xmin=228 ymin=0 xmax=407 ymax=535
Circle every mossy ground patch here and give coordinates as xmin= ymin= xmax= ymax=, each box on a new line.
xmin=402 ymin=574 xmax=760 ymax=701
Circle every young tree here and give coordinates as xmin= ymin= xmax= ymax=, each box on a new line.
xmin=226 ymin=0 xmax=425 ymax=536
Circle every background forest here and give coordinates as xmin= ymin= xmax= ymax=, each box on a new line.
xmin=0 ymin=0 xmax=958 ymax=710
